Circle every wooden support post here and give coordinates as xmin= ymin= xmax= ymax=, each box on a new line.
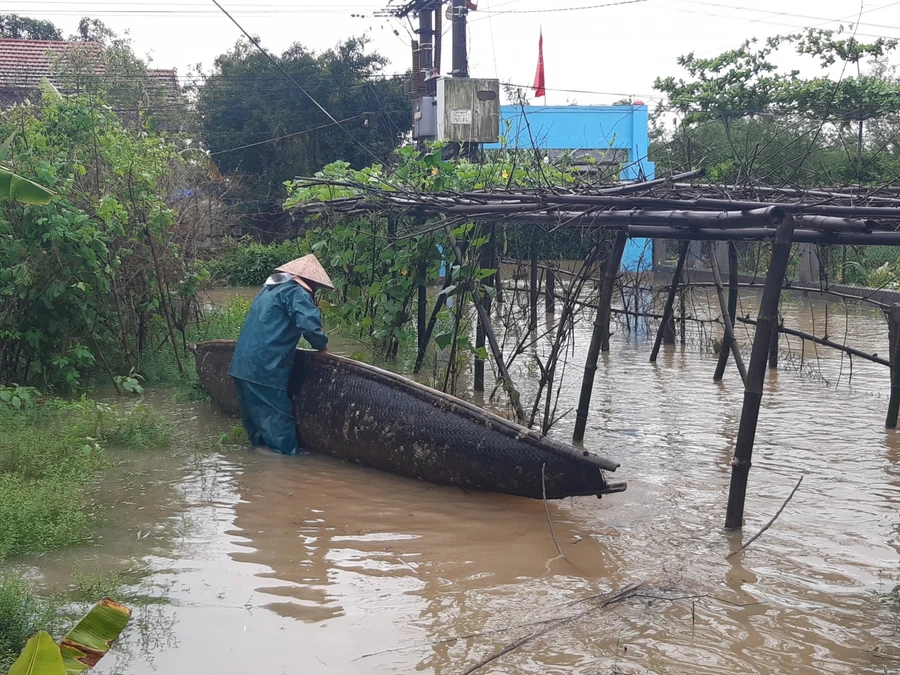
xmin=492 ymin=224 xmax=503 ymax=304
xmin=530 ymin=226 xmax=539 ymax=330
xmin=663 ymin=314 xmax=676 ymax=344
xmin=601 ymin=235 xmax=627 ymax=352
xmin=768 ymin=321 xmax=780 ymax=370
xmin=725 ymin=215 xmax=795 ymax=530
xmin=574 ymin=231 xmax=628 ymax=442
xmin=712 ymin=242 xmax=747 ymax=384
xmin=545 ymin=265 xmax=556 ymax=314
xmin=650 ymin=240 xmax=689 ymax=362
xmin=680 ymin=290 xmax=687 ymax=345
xmin=885 ymin=304 xmax=900 ymax=428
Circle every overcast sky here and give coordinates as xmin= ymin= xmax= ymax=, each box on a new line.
xmin=12 ymin=0 xmax=900 ymax=105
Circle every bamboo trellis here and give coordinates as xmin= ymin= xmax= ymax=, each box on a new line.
xmin=289 ymin=173 xmax=900 ymax=530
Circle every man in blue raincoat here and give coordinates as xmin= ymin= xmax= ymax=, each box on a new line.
xmin=229 ymin=254 xmax=333 ymax=455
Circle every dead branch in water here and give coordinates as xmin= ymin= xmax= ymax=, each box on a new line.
xmin=460 ymin=583 xmax=644 ymax=675
xmin=727 ymin=476 xmax=804 ymax=559
xmin=541 ymin=463 xmax=566 ymax=560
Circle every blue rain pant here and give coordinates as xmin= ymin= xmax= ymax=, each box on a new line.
xmin=232 ymin=377 xmax=300 ymax=456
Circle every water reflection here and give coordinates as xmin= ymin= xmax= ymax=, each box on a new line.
xmin=226 ymin=452 xmax=627 ymax=672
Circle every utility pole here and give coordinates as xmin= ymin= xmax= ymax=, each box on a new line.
xmin=419 ymin=3 xmax=436 ymax=97
xmin=451 ymin=0 xmax=468 ymax=78
xmin=413 ymin=1 xmax=438 ymax=148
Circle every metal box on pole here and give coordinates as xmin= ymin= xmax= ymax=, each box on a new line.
xmin=414 ymin=96 xmax=438 ymax=141
xmin=436 ymin=78 xmax=500 ymax=143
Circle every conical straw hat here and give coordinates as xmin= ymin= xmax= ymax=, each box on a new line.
xmin=275 ymin=254 xmax=334 ymax=289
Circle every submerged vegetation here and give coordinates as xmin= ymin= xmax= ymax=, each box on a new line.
xmin=0 ymin=398 xmax=173 ymax=561
xmin=0 ymin=395 xmax=173 ymax=666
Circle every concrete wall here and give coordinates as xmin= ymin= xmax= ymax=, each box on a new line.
xmin=486 ymin=104 xmax=655 ymax=271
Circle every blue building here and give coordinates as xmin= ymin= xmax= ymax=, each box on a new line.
xmin=488 ymin=104 xmax=656 ymax=271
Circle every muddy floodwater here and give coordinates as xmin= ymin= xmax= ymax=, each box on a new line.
xmin=22 ymin=286 xmax=900 ymax=674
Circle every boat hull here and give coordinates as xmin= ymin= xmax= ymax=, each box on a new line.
xmin=194 ymin=340 xmax=625 ymax=499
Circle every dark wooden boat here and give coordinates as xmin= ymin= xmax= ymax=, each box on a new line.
xmin=195 ymin=340 xmax=626 ymax=500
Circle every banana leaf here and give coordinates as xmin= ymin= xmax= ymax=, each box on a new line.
xmin=0 ymin=132 xmax=14 ymax=162
xmin=58 ymin=599 xmax=131 ymax=675
xmin=0 ymin=167 xmax=54 ymax=205
xmin=7 ymin=632 xmax=66 ymax=675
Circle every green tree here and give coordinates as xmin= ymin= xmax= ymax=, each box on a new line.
xmin=70 ymin=17 xmax=116 ymax=44
xmin=785 ymin=29 xmax=900 ymax=169
xmin=651 ymin=28 xmax=900 ymax=186
xmin=195 ymin=36 xmax=411 ymax=200
xmin=0 ymin=86 xmax=211 ymax=388
xmin=0 ymin=15 xmax=62 ymax=41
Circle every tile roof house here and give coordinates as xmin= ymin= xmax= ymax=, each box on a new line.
xmin=146 ymin=68 xmax=182 ymax=107
xmin=0 ymin=38 xmax=183 ymax=113
xmin=0 ymin=39 xmax=104 ymax=105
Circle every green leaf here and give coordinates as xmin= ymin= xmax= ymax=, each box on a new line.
xmin=8 ymin=631 xmax=67 ymax=675
xmin=0 ymin=168 xmax=55 ymax=205
xmin=474 ymin=268 xmax=496 ymax=280
xmin=59 ymin=598 xmax=132 ymax=674
xmin=434 ymin=332 xmax=454 ymax=350
xmin=0 ymin=131 xmax=15 ymax=162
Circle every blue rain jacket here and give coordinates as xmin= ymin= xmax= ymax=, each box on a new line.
xmin=229 ymin=280 xmax=328 ymax=391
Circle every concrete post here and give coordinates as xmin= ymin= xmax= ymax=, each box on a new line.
xmin=798 ymin=243 xmax=821 ymax=285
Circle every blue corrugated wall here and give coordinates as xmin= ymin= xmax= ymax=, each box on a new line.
xmin=487 ymin=104 xmax=656 ymax=271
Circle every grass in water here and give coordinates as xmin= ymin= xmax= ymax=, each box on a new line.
xmin=0 ymin=398 xmax=174 ymax=560
xmin=0 ymin=575 xmax=65 ymax=671
xmin=138 ymin=296 xmax=252 ymax=397
xmin=0 ymin=398 xmax=176 ymax=668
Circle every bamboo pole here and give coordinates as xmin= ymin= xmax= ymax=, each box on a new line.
xmin=574 ymin=231 xmax=627 ymax=442
xmin=650 ymin=240 xmax=689 ymax=362
xmin=494 ymin=224 xmax=504 ymax=304
xmin=472 ymin=293 xmax=525 ymax=423
xmin=885 ymin=304 xmax=900 ymax=428
xmin=725 ymin=215 xmax=795 ymax=530
xmin=545 ymin=265 xmax=556 ymax=314
xmin=711 ymin=242 xmax=747 ymax=384
xmin=474 ymin=225 xmax=494 ymax=392
xmin=600 ymin=238 xmax=626 ymax=352
xmin=680 ymin=290 xmax=687 ymax=345
xmin=417 ymin=262 xmax=427 ymax=354
xmin=445 ymin=235 xmax=525 ymax=422
xmin=735 ymin=316 xmax=887 ymax=366
xmin=721 ymin=241 xmax=739 ymax=361
xmin=530 ymin=226 xmax=539 ymax=331
xmin=768 ymin=321 xmax=780 ymax=369
xmin=414 ymin=271 xmax=453 ymax=374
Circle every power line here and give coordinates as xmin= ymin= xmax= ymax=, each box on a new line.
xmin=470 ymin=0 xmax=647 ymax=21
xmin=686 ymin=0 xmax=900 ymax=55
xmin=208 ymin=113 xmax=373 ymax=155
xmin=670 ymin=0 xmax=900 ymax=32
xmin=209 ymin=0 xmax=390 ymax=167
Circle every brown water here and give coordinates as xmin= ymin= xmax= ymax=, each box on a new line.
xmin=21 ymin=287 xmax=900 ymax=674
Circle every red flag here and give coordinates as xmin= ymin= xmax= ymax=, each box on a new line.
xmin=532 ymin=30 xmax=546 ymax=98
